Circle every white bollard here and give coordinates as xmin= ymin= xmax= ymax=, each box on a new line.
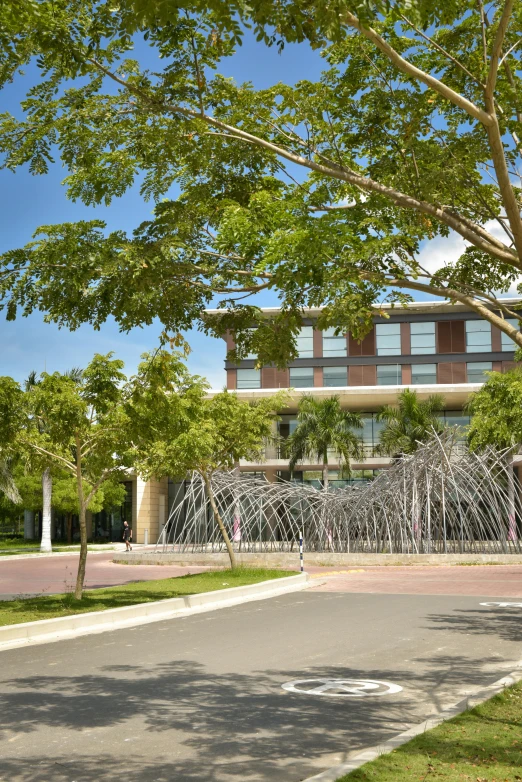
xmin=144 ymin=529 xmax=149 ymax=546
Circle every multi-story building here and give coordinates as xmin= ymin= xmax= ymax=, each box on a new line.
xmin=215 ymin=299 xmax=518 ymax=488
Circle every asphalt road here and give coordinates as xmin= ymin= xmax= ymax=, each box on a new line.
xmin=0 ymin=589 xmax=521 ymax=782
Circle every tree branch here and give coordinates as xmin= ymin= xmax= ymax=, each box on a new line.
xmin=342 ymin=12 xmax=494 ymax=127
xmin=87 ymin=58 xmax=519 ymax=266
xmin=485 ymin=0 xmax=514 ymax=102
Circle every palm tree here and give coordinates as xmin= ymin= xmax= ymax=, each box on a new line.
xmin=286 ymin=396 xmax=363 ymax=491
xmin=0 ymin=460 xmax=21 ymax=504
xmin=24 ymin=367 xmax=83 ymax=552
xmin=377 ymin=389 xmax=445 ymax=458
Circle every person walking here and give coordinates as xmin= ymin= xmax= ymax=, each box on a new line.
xmin=123 ymin=520 xmax=132 ymax=551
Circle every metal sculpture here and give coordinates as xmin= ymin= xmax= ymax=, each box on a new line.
xmin=157 ymin=430 xmax=521 ymax=554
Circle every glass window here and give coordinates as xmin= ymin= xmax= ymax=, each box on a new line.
xmin=322 ymin=327 xmax=347 ymax=357
xmin=466 ymin=320 xmax=492 ymax=353
xmin=376 ymin=323 xmax=401 ymax=356
xmin=236 ymin=369 xmax=261 ymax=389
xmin=296 ymin=326 xmax=314 ymax=358
xmin=501 ymin=319 xmax=519 ymax=351
xmin=411 ymin=363 xmax=437 ymax=384
xmin=444 ymin=411 xmax=470 ymax=429
xmin=323 ymin=366 xmax=347 ymax=387
xmin=377 ymin=364 xmax=402 ymax=385
xmin=290 ymin=367 xmax=314 ymax=388
xmin=410 ymin=321 xmax=436 ymax=354
xmin=466 ymin=362 xmax=492 ymax=383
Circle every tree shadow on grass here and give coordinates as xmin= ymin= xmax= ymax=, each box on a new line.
xmin=0 ymin=651 xmax=512 ymax=782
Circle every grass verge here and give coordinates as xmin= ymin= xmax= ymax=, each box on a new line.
xmin=0 ymin=567 xmax=294 ymax=627
xmin=338 ymin=680 xmax=522 ymax=782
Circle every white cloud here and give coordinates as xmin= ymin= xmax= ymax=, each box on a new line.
xmin=417 ymin=221 xmax=520 ymax=294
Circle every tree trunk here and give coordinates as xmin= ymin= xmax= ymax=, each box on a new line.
xmin=507 ymin=453 xmax=517 ymax=544
xmin=24 ymin=510 xmax=35 ymax=540
xmin=202 ymin=470 xmax=237 ymax=569
xmin=40 ymin=468 xmax=52 ymax=553
xmin=66 ymin=513 xmax=72 ymax=545
xmin=74 ymin=440 xmax=88 ymax=599
xmin=322 ymin=455 xmax=329 ymax=492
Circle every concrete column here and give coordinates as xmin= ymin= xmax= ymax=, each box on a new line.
xmin=24 ymin=510 xmax=35 ymax=540
xmin=135 ymin=476 xmax=168 ymax=544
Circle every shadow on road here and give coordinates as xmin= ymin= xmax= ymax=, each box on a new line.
xmin=0 ymin=650 xmax=510 ymax=782
xmin=425 ymin=604 xmax=522 ymax=644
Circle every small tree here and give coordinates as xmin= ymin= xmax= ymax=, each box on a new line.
xmin=377 ymin=389 xmax=445 ymax=458
xmin=128 ymin=351 xmax=287 ymax=568
xmin=286 ymin=396 xmax=362 ymax=491
xmin=467 ymin=369 xmax=522 ymax=541
xmin=0 ymin=354 xmax=133 ymax=598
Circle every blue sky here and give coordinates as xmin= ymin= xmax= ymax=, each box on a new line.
xmin=0 ymin=28 xmax=458 ymax=387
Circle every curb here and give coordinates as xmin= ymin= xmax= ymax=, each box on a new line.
xmin=301 ymin=667 xmax=522 ymax=782
xmin=0 ymin=573 xmax=311 ymax=653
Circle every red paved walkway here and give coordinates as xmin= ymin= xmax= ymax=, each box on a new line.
xmin=0 ymin=552 xmax=215 ymax=597
xmin=308 ymin=564 xmax=522 ymax=597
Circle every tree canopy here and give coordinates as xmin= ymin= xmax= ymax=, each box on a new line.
xmin=467 ymin=367 xmax=522 ymax=450
xmin=128 ymin=350 xmax=287 ymax=565
xmin=1 ymin=1 xmax=522 ymax=361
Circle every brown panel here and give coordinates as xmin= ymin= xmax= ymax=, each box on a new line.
xmin=402 ymin=365 xmax=412 ymax=385
xmin=452 ymin=362 xmax=467 ymax=383
xmin=348 ymin=326 xmax=376 ymax=356
xmin=502 ymin=360 xmax=516 ymax=372
xmin=275 ymin=368 xmax=290 ymax=388
xmin=313 ymin=366 xmax=323 ymax=387
xmin=261 ymin=367 xmax=276 ymax=388
xmin=226 ymin=369 xmax=237 ymax=390
xmin=400 ymin=322 xmax=411 ymax=355
xmin=348 ymin=333 xmax=362 ymax=356
xmin=451 ymin=321 xmax=466 ymax=353
xmin=492 ymin=361 xmax=502 ymax=372
xmin=437 ymin=362 xmax=453 ymax=384
xmin=226 ymin=330 xmax=236 ymax=351
xmin=491 ymin=326 xmax=502 ymax=352
xmin=362 ymin=364 xmax=377 ymax=386
xmin=361 ymin=326 xmax=376 ymax=356
xmin=313 ymin=329 xmax=323 ymax=358
xmin=436 ymin=322 xmax=452 ymax=354
xmin=349 ymin=365 xmax=364 ymax=386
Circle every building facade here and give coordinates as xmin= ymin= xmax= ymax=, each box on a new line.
xmin=216 ymin=300 xmax=518 ymax=487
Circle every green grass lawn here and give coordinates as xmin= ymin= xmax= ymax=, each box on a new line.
xmin=339 ymin=680 xmax=522 ymax=782
xmin=0 ymin=538 xmax=116 ymax=556
xmin=0 ymin=567 xmax=294 ymax=627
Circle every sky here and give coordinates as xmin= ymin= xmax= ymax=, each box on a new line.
xmin=0 ymin=25 xmax=466 ymax=387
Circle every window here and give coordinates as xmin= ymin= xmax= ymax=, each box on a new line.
xmin=323 ymin=327 xmax=347 ymax=357
xmin=296 ymin=326 xmax=314 ymax=358
xmin=290 ymin=367 xmax=314 ymax=387
xmin=411 ymin=363 xmax=437 ymax=384
xmin=466 ymin=320 xmax=491 ymax=352
xmin=236 ymin=369 xmax=261 ymax=389
xmin=410 ymin=322 xmax=436 ymax=354
xmin=376 ymin=323 xmax=401 ymax=356
xmin=444 ymin=411 xmax=470 ymax=429
xmin=376 ymin=364 xmax=402 ymax=385
xmin=501 ymin=319 xmax=519 ymax=351
xmin=466 ymin=362 xmax=492 ymax=383
xmin=323 ymin=366 xmax=347 ymax=387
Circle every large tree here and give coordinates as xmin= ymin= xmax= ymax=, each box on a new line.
xmin=2 ymin=1 xmax=522 ymax=361
xmin=128 ymin=350 xmax=287 ymax=568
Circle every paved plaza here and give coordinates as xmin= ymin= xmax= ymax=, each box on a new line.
xmin=0 ymin=563 xmax=521 ymax=781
